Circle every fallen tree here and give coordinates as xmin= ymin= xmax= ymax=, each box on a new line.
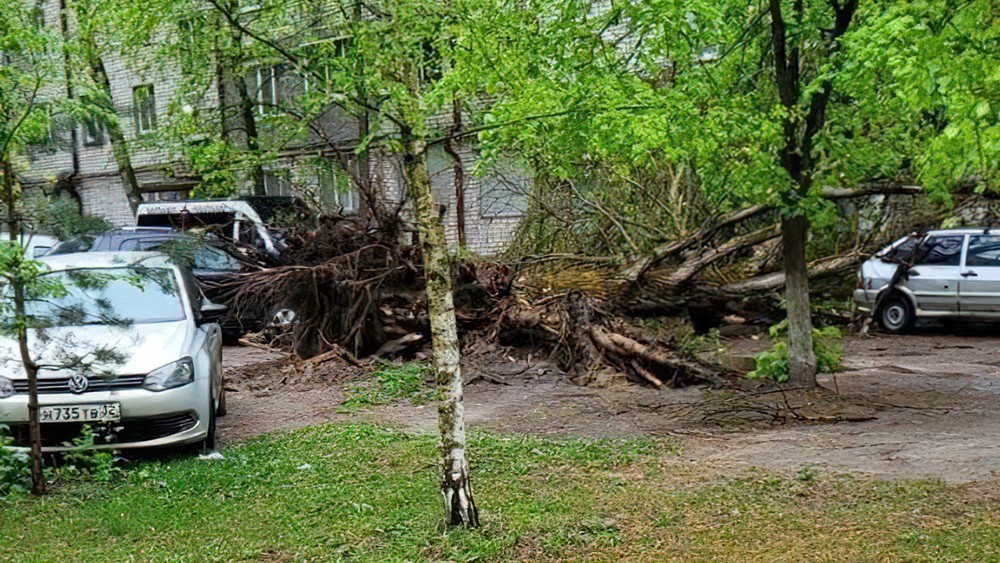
xmin=210 ymin=183 xmax=938 ymax=388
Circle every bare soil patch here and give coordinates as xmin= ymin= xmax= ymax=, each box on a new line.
xmin=217 ymin=346 xmax=347 ymax=443
xmin=218 ymin=332 xmax=1000 ymax=483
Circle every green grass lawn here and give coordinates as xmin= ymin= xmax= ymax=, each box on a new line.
xmin=1 ymin=423 xmax=998 ymax=562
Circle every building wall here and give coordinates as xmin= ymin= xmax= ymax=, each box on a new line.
xmin=15 ymin=0 xmax=529 ymax=255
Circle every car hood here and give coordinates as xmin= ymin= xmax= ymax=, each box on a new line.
xmin=862 ymin=257 xmax=901 ymax=280
xmin=0 ymin=321 xmax=191 ymax=380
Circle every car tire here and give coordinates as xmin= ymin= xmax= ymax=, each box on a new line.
xmin=878 ymin=294 xmax=915 ymax=334
xmin=200 ymin=403 xmax=217 ymax=453
xmin=215 ymin=347 xmax=227 ymax=417
xmin=221 ymin=328 xmax=242 ymax=346
xmin=216 ymin=385 xmax=227 ymax=417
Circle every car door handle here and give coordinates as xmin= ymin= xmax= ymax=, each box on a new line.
xmin=961 ymin=271 xmax=978 ymax=277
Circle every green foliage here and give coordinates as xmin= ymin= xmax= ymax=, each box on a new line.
xmin=676 ymin=328 xmax=724 ymax=356
xmin=0 ymin=425 xmax=31 ymax=497
xmin=30 ymin=199 xmax=112 ymax=240
xmin=0 ymin=0 xmax=60 ymax=161
xmin=339 ymin=363 xmax=434 ymax=411
xmin=0 ymin=422 xmax=999 ymax=561
xmin=845 ymin=0 xmax=999 ymax=200
xmin=55 ymin=426 xmax=120 ymax=483
xmin=748 ymin=322 xmax=843 ymax=383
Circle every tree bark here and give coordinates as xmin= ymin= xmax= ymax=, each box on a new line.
xmin=14 ymin=281 xmax=44 ymax=496
xmin=2 ymin=159 xmax=44 ymax=495
xmin=353 ymin=0 xmax=375 ymax=222
xmin=782 ymin=214 xmax=816 ymax=386
xmin=58 ymin=0 xmax=82 ymax=212
xmin=224 ymin=7 xmax=265 ymax=198
xmin=235 ymin=69 xmax=265 ymax=197
xmin=444 ymin=98 xmax=466 ymax=249
xmin=403 ymin=136 xmax=479 ymax=528
xmin=84 ymin=52 xmax=143 ymax=214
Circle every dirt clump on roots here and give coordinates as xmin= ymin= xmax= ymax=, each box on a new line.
xmin=226 ymin=351 xmax=368 ymax=397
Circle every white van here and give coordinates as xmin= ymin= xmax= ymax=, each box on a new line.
xmin=135 ymin=200 xmax=282 ymax=257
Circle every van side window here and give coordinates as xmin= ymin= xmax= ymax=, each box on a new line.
xmin=917 ymin=236 xmax=964 ymax=266
xmin=966 ymin=235 xmax=1000 ymax=267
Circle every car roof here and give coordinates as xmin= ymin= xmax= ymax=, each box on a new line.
xmin=136 ymin=200 xmax=265 ymax=223
xmin=39 ymin=251 xmax=179 ymax=271
xmin=925 ymin=228 xmax=1000 ymax=236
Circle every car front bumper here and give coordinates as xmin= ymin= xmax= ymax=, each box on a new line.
xmin=0 ymin=383 xmax=209 ymax=452
xmin=853 ymin=288 xmax=876 ymax=313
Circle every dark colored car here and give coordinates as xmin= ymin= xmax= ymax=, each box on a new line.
xmin=48 ymin=228 xmax=282 ymax=342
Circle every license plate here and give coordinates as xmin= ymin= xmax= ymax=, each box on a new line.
xmin=39 ymin=403 xmax=121 ymax=423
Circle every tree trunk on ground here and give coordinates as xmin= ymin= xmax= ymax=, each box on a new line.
xmin=404 ymin=136 xmax=479 ymax=528
xmin=782 ymin=214 xmax=816 ymax=386
xmin=85 ymin=53 xmax=143 ymax=214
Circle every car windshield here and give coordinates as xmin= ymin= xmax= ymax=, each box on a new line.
xmin=880 ymin=236 xmax=921 ymax=262
xmin=27 ymin=267 xmax=186 ymax=326
xmin=48 ymin=235 xmax=97 ymax=255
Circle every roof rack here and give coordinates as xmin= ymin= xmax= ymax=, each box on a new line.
xmin=117 ymin=226 xmax=177 ymax=233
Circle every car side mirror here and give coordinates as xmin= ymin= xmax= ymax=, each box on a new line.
xmin=198 ymin=301 xmax=228 ymax=325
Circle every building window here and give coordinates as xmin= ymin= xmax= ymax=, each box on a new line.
xmin=177 ymin=18 xmax=199 ymax=74
xmin=263 ymin=170 xmax=293 ymax=197
xmin=317 ymin=159 xmax=359 ymax=213
xmin=418 ymin=40 xmax=442 ymax=85
xmin=133 ymin=85 xmax=157 ymax=134
xmin=249 ymin=65 xmax=299 ymax=115
xmin=142 ymin=190 xmax=186 ymax=202
xmin=83 ymin=119 xmax=104 ymax=146
xmin=30 ymin=4 xmax=45 ymax=29
xmin=303 ymin=40 xmax=349 ymax=94
xmin=37 ymin=103 xmax=57 ymax=148
xmin=25 ymin=103 xmax=60 ymax=154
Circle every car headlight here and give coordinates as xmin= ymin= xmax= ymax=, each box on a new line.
xmin=143 ymin=358 xmax=195 ymax=392
xmin=0 ymin=376 xmax=13 ymax=399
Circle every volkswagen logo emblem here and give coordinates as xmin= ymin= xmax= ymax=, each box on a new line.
xmin=68 ymin=373 xmax=89 ymax=394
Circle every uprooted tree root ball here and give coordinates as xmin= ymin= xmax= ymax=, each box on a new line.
xmin=210 ymin=188 xmax=936 ymax=389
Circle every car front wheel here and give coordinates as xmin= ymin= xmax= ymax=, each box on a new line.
xmin=878 ymin=294 xmax=915 ymax=334
xmin=200 ymin=402 xmax=217 ymax=453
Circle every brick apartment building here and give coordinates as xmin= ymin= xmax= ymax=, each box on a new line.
xmin=14 ymin=1 xmax=529 ymax=255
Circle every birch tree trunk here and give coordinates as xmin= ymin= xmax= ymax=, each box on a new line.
xmin=403 ymin=136 xmax=479 ymax=528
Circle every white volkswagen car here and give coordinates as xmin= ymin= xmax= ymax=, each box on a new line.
xmin=0 ymin=252 xmax=225 ymax=452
